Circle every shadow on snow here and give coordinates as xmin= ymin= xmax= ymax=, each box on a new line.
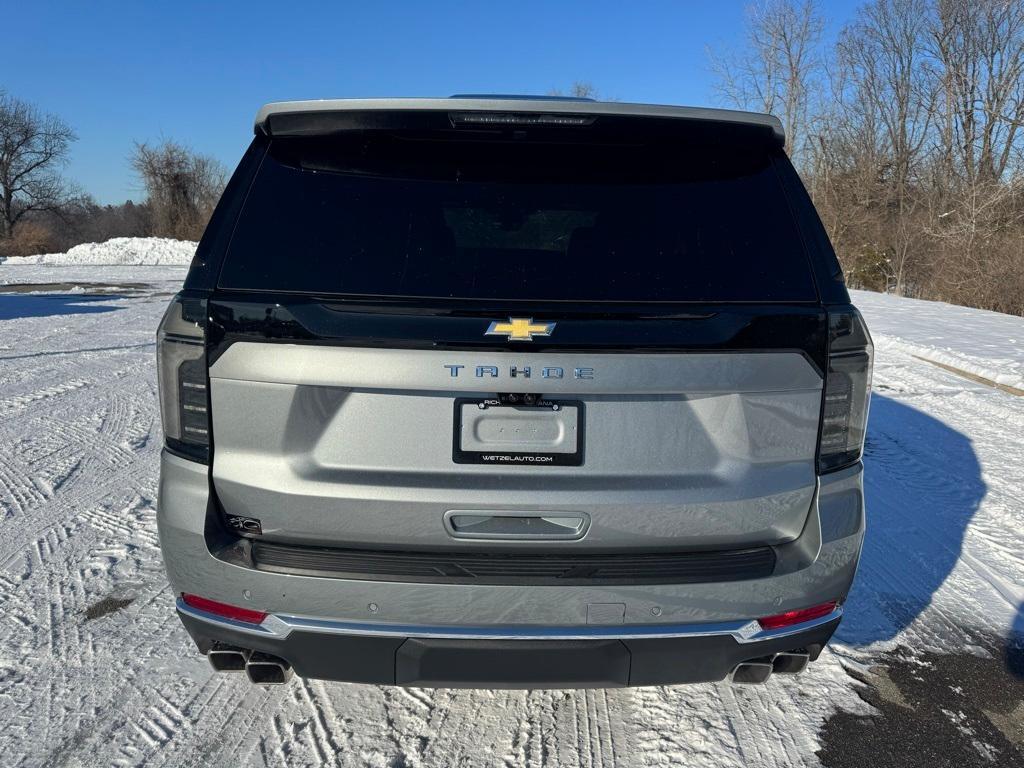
xmin=837 ymin=394 xmax=1021 ymax=678
xmin=0 ymin=293 xmax=126 ymax=320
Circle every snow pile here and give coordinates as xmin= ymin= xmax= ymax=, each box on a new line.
xmin=1 ymin=237 xmax=196 ymax=266
xmin=853 ymin=289 xmax=1024 ymax=392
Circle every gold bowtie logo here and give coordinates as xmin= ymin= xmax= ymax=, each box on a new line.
xmin=485 ymin=318 xmax=556 ymax=341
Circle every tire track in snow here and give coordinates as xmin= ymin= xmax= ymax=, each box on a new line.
xmin=0 ymin=273 xmax=862 ymax=767
xmin=0 ymin=379 xmax=90 ymax=415
xmin=4 ymin=268 xmax=1023 ymax=768
xmin=0 ymin=449 xmax=49 ymax=518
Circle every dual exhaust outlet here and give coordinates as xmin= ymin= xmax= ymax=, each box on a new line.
xmin=208 ymin=644 xmax=293 ymax=684
xmin=730 ymin=650 xmax=811 ymax=684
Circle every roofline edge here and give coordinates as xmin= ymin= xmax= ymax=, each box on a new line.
xmin=253 ymin=98 xmax=785 ymax=144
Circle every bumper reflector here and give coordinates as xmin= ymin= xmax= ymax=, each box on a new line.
xmin=758 ymin=601 xmax=837 ymax=631
xmin=182 ymin=593 xmax=268 ymax=624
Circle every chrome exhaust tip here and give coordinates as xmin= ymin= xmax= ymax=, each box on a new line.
xmin=731 ymin=659 xmax=774 ymax=684
xmin=245 ymin=652 xmax=293 ymax=685
xmin=208 ymin=644 xmax=249 ymax=672
xmin=772 ymin=650 xmax=811 ymax=675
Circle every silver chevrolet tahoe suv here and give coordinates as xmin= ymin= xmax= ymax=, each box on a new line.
xmin=156 ymin=97 xmax=872 ymax=688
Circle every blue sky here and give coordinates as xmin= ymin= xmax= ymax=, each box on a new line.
xmin=6 ymin=1 xmax=860 ymax=203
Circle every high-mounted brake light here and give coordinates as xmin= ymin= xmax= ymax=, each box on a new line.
xmin=818 ymin=308 xmax=873 ymax=473
xmin=182 ymin=593 xmax=268 ymax=624
xmin=758 ymin=601 xmax=838 ymax=631
xmin=157 ymin=294 xmax=209 ymax=463
xmin=449 ymin=112 xmax=596 ymax=127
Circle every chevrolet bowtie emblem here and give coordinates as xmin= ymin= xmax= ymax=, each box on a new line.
xmin=485 ymin=317 xmax=556 ymax=341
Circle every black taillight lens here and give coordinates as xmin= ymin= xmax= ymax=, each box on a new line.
xmin=157 ymin=294 xmax=209 ymax=463
xmin=818 ymin=308 xmax=873 ymax=473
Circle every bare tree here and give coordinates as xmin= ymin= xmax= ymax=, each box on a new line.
xmin=916 ymin=0 xmax=1024 ymax=311
xmin=806 ymin=45 xmax=885 ymax=259
xmin=131 ymin=140 xmax=226 ymax=240
xmin=705 ymin=0 xmax=1024 ymax=314
xmin=548 ymin=81 xmax=603 ymax=99
xmin=835 ymin=0 xmax=936 ymax=294
xmin=930 ymin=0 xmax=1024 ymax=185
xmin=0 ymin=93 xmax=76 ymax=240
xmin=709 ymin=0 xmax=826 ymax=165
xmin=924 ymin=176 xmax=1024 ymax=312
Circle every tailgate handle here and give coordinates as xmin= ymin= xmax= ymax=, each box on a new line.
xmin=444 ymin=510 xmax=590 ymax=541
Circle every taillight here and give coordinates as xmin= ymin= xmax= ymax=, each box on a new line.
xmin=758 ymin=600 xmax=838 ymax=630
xmin=157 ymin=294 xmax=209 ymax=463
xmin=818 ymin=308 xmax=873 ymax=473
xmin=182 ymin=593 xmax=267 ymax=624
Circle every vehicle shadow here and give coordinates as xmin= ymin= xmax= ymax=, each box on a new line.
xmin=0 ymin=293 xmax=126 ymax=320
xmin=835 ymin=394 xmax=992 ymax=651
xmin=820 ymin=388 xmax=1023 ymax=766
xmin=1010 ymin=606 xmax=1024 ymax=679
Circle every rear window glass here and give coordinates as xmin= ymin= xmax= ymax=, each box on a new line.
xmin=220 ymin=131 xmax=817 ymax=302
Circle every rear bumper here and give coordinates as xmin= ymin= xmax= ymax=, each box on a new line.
xmin=158 ymin=450 xmax=864 ymax=686
xmin=178 ymin=600 xmax=841 ymax=687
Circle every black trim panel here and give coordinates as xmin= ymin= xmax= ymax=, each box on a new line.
xmin=183 ymin=137 xmax=268 ymax=292
xmin=773 ymin=156 xmax=851 ymax=305
xmin=397 ymin=638 xmax=630 ymax=688
xmin=243 ymin=540 xmax=777 ymax=586
xmin=179 ymin=612 xmax=839 ymax=688
xmin=206 ymin=295 xmax=829 ymax=374
xmin=261 ymin=110 xmax=783 ymax=151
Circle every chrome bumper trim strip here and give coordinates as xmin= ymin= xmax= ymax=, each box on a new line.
xmin=177 ymin=599 xmax=841 ymax=645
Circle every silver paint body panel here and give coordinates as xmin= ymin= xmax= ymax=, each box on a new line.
xmin=158 ymin=340 xmax=864 ymax=634
xmin=158 ymin=451 xmax=864 ymax=629
xmin=207 ymin=345 xmax=824 ymax=549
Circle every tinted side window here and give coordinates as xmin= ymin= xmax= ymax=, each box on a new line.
xmin=773 ymin=156 xmax=850 ymax=305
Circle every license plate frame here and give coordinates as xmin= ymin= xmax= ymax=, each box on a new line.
xmin=452 ymin=397 xmax=585 ymax=466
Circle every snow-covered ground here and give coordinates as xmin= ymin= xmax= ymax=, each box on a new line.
xmin=854 ymin=289 xmax=1024 ymax=392
xmin=0 ymin=265 xmax=1021 ymax=767
xmin=0 ymin=237 xmax=196 ymax=267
